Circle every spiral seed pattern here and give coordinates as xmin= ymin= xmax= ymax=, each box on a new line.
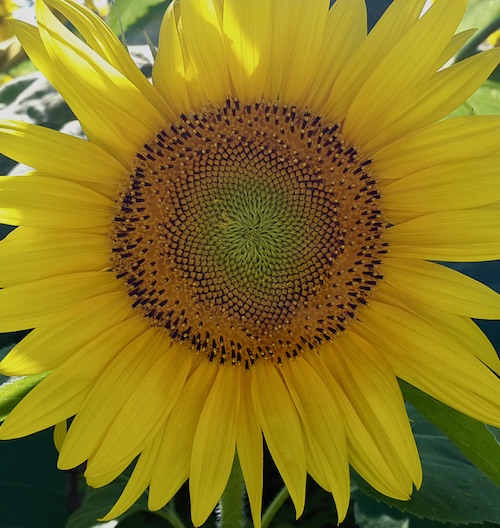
xmin=111 ymin=99 xmax=387 ymax=366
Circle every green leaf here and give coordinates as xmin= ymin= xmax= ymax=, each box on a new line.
xmin=66 ymin=478 xmax=147 ymax=528
xmin=106 ymin=0 xmax=167 ymax=35
xmin=354 ymin=491 xmax=500 ymax=528
xmin=0 ymin=370 xmax=50 ymax=422
xmin=270 ymin=484 xmax=338 ymax=527
xmin=0 ymin=73 xmax=37 ymax=108
xmin=449 ymin=79 xmax=500 ymax=117
xmin=353 ymin=494 xmax=409 ymax=528
xmin=401 ymin=380 xmax=500 ymax=487
xmin=0 ymin=429 xmax=68 ymax=527
xmin=67 ymin=479 xmax=184 ymax=528
xmin=116 ymin=511 xmax=172 ymax=528
xmin=353 ymin=408 xmax=500 ymax=525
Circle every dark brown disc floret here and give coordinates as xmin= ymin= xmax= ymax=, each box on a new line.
xmin=110 ymin=99 xmax=387 ymax=367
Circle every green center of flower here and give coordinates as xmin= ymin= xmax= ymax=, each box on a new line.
xmin=111 ymin=99 xmax=387 ymax=366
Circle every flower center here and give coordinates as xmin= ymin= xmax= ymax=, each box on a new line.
xmin=111 ymin=99 xmax=387 ymax=366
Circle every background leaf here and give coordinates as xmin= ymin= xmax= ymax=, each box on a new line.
xmin=353 ymin=406 xmax=500 ymax=525
xmin=0 ymin=371 xmax=50 ymax=422
xmin=450 ymin=80 xmax=500 ymax=117
xmin=400 ymin=380 xmax=500 ymax=488
xmin=0 ymin=430 xmax=67 ymax=528
xmin=66 ymin=479 xmax=148 ymax=528
xmin=106 ymin=0 xmax=169 ymax=46
xmin=354 ymin=491 xmax=500 ymax=528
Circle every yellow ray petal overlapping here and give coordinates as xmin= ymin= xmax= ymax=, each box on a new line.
xmin=375 ymin=115 xmax=500 ymax=179
xmin=222 ymin=0 xmax=272 ymax=103
xmin=343 ymin=0 xmax=468 ymax=149
xmin=43 ymin=0 xmax=175 ymax=121
xmin=282 ymin=358 xmax=350 ymax=520
xmin=0 ymin=228 xmax=110 ymax=287
xmin=0 ymin=272 xmax=118 ymax=332
xmin=0 ymin=174 xmax=113 ymax=230
xmin=148 ymin=360 xmax=218 ymax=511
xmin=252 ymin=363 xmax=307 ymax=518
xmin=0 ymin=318 xmax=149 ymax=439
xmin=153 ymin=1 xmax=198 ymax=115
xmin=325 ymin=0 xmax=426 ymax=122
xmin=305 ymin=0 xmax=366 ymax=111
xmin=0 ymin=291 xmax=132 ymax=375
xmin=190 ymin=365 xmax=240 ymax=526
xmin=368 ymin=48 xmax=500 ymax=153
xmin=386 ymin=207 xmax=500 ymax=262
xmin=236 ymin=373 xmax=263 ymax=528
xmin=101 ymin=429 xmax=164 ymax=521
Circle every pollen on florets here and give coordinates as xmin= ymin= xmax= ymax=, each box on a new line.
xmin=110 ymin=98 xmax=387 ymax=367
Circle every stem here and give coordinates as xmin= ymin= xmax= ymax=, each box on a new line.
xmin=261 ymin=486 xmax=290 ymax=528
xmin=218 ymin=455 xmax=246 ymax=528
xmin=455 ymin=15 xmax=500 ymax=63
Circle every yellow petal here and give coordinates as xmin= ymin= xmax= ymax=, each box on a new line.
xmin=385 ymin=207 xmax=500 ymax=262
xmin=222 ymin=0 xmax=272 ymax=102
xmin=0 ymin=228 xmax=110 ymax=287
xmin=153 ymin=1 xmax=198 ymax=115
xmin=190 ymin=365 xmax=240 ymax=527
xmin=321 ymin=334 xmax=421 ymax=492
xmin=0 ymin=120 xmax=126 ymax=198
xmin=101 ymin=428 xmax=164 ymax=521
xmin=308 ymin=353 xmax=413 ymax=500
xmin=59 ymin=330 xmax=180 ymax=470
xmin=0 ymin=318 xmax=147 ymax=439
xmin=0 ymin=271 xmax=118 ymax=332
xmin=376 ymin=282 xmax=500 ymax=374
xmin=44 ymin=0 xmax=175 ymax=121
xmin=383 ymin=258 xmax=500 ymax=319
xmin=13 ymin=4 xmax=163 ymax=165
xmin=0 ymin=119 xmax=126 ymax=184
xmin=343 ymin=0 xmax=468 ymax=150
xmin=236 ymin=371 xmax=263 ymax=528
xmin=85 ymin=341 xmax=191 ymax=483
xmin=435 ymin=29 xmax=475 ymax=68
xmin=306 ymin=0 xmax=366 ymax=111
xmin=179 ymin=0 xmax=230 ymax=105
xmin=0 ymin=174 xmax=113 ymax=230
xmin=326 ymin=0 xmax=426 ymax=122
xmin=251 ymin=363 xmax=306 ymax=519
xmin=282 ymin=357 xmax=350 ymax=522
xmin=269 ymin=0 xmax=329 ymax=106
xmin=382 ymin=157 xmax=500 ymax=221
xmin=359 ymin=300 xmax=500 ymax=426
xmin=262 ymin=0 xmax=292 ymax=99
xmin=374 ymin=115 xmax=500 ymax=180
xmin=53 ymin=420 xmax=67 ymax=452
xmin=148 ymin=360 xmax=217 ymax=511
xmin=0 ymin=291 xmax=132 ymax=376
xmin=366 ymin=48 xmax=500 ymax=153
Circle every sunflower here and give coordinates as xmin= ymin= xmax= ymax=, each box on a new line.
xmin=0 ymin=0 xmax=16 ymax=42
xmin=1 ymin=0 xmax=500 ymax=525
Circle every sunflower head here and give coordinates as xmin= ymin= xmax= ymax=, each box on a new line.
xmin=1 ymin=0 xmax=500 ymax=527
xmin=111 ymin=98 xmax=386 ymax=366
